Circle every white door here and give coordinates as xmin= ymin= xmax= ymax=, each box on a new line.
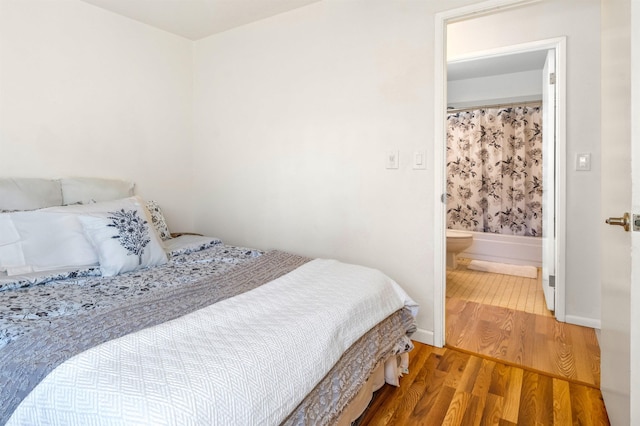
xmin=600 ymin=0 xmax=638 ymax=423
xmin=541 ymin=49 xmax=556 ymax=312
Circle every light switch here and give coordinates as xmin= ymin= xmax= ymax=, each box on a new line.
xmin=576 ymin=153 xmax=591 ymax=171
xmin=413 ymin=151 xmax=426 ymax=170
xmin=386 ymin=150 xmax=399 ymax=169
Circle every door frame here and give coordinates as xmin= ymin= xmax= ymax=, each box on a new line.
xmin=432 ymin=0 xmax=566 ymax=347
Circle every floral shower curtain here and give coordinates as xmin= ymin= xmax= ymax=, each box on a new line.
xmin=446 ymin=104 xmax=543 ymax=237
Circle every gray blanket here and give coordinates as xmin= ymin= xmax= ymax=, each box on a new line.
xmin=1 ymin=249 xmax=310 ymax=425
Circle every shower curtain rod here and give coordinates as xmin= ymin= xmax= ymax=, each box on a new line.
xmin=446 ymin=100 xmax=542 ymax=114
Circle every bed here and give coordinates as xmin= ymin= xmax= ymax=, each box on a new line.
xmin=0 ymin=177 xmax=418 ymax=425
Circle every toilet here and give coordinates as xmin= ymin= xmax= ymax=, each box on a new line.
xmin=446 ymin=230 xmax=473 ymax=269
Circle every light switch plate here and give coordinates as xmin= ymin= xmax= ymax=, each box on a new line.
xmin=386 ymin=150 xmax=399 ymax=169
xmin=576 ymin=153 xmax=591 ymax=171
xmin=413 ymin=151 xmax=426 ymax=170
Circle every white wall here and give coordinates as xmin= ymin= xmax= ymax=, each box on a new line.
xmin=193 ymin=0 xmax=477 ymax=341
xmin=448 ymin=0 xmax=602 ymax=326
xmin=448 ymin=69 xmax=542 ymax=109
xmin=0 ymin=0 xmax=194 ymax=231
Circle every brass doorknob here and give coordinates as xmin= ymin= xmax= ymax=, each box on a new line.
xmin=605 ymin=212 xmax=630 ymax=231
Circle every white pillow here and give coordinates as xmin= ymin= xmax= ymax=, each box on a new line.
xmin=79 ymin=207 xmax=167 ymax=277
xmin=0 ymin=178 xmax=63 ymax=211
xmin=0 ymin=211 xmax=99 ymax=275
xmin=60 ymin=177 xmax=134 ymax=205
xmin=0 ymin=242 xmax=25 ymax=273
xmin=45 ymin=195 xmax=146 ymax=215
xmin=0 ymin=214 xmax=20 ymax=246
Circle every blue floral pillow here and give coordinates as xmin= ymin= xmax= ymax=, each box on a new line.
xmin=79 ymin=207 xmax=167 ymax=277
xmin=145 ymin=200 xmax=172 ymax=241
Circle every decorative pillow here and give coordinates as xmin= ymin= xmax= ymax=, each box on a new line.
xmin=79 ymin=207 xmax=167 ymax=277
xmin=145 ymin=200 xmax=172 ymax=241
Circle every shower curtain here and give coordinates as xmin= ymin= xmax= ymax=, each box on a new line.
xmin=446 ymin=104 xmax=543 ymax=237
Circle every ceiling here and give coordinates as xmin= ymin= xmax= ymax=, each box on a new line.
xmin=80 ymin=0 xmax=321 ymax=40
xmin=79 ymin=0 xmax=547 ymax=77
xmin=448 ymin=50 xmax=548 ymax=81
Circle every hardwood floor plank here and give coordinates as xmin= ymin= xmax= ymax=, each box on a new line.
xmin=413 ymin=385 xmax=456 ymax=426
xmin=532 ymin=314 xmax=553 ymax=373
xmin=517 ymin=370 xmax=539 ymax=426
xmin=535 ymin=374 xmax=554 ymax=425
xmin=472 ymin=359 xmax=496 ymax=397
xmin=570 ymin=382 xmax=596 ymax=426
xmin=582 ymin=385 xmax=609 ymax=425
xmin=457 ymin=356 xmax=483 ymax=393
xmin=488 ymin=362 xmax=510 ymax=397
xmin=568 ymin=323 xmax=599 ymax=387
xmin=500 ymin=366 xmax=523 ymax=423
xmin=504 ymin=309 xmax=534 ymax=367
xmin=569 ymin=382 xmax=610 ymax=426
xmin=479 ymin=393 xmax=504 ymax=426
xmin=460 ymin=394 xmax=486 ymax=426
xmin=552 ymin=378 xmax=572 ymax=425
xmin=441 ymin=390 xmax=472 ymax=426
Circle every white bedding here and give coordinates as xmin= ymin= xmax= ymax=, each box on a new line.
xmin=8 ymin=258 xmax=416 ymax=425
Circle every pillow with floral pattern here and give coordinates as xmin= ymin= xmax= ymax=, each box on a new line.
xmin=145 ymin=200 xmax=172 ymax=241
xmin=79 ymin=207 xmax=167 ymax=277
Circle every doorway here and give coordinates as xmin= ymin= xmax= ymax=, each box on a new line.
xmin=432 ymin=2 xmax=566 ymax=349
xmin=444 ymin=42 xmax=564 ymax=311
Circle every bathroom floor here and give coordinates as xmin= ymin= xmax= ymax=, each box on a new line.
xmin=446 ymin=257 xmax=552 ymax=317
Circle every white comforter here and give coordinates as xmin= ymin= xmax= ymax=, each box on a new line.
xmin=8 ymin=259 xmax=416 ymax=426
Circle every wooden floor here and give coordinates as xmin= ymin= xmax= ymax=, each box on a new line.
xmin=358 ymin=342 xmax=610 ymax=426
xmin=357 ymin=258 xmax=608 ymax=424
xmin=446 ymin=297 xmax=601 ymax=388
xmin=447 ymin=258 xmax=552 ymax=317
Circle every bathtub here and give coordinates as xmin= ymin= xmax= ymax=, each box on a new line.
xmin=458 ymin=231 xmax=542 ymax=267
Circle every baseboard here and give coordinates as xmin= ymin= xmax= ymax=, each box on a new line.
xmin=411 ymin=328 xmax=435 ymax=346
xmin=565 ymin=314 xmax=601 ymax=330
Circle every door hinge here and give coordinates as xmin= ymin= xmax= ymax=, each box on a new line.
xmin=549 ymin=274 xmax=556 ymax=288
xmin=441 ymin=193 xmax=447 ymax=204
xmin=549 ymin=72 xmax=556 ymax=85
